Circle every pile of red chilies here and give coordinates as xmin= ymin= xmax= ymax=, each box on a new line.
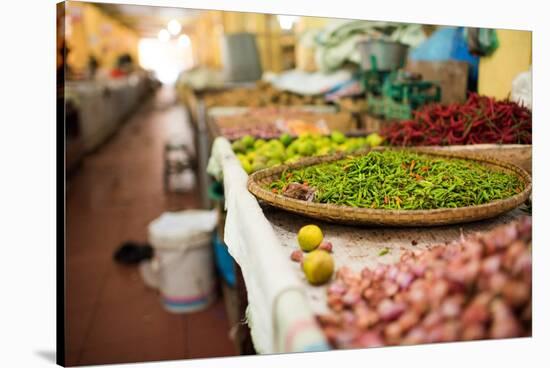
xmin=381 ymin=93 xmax=532 ymax=146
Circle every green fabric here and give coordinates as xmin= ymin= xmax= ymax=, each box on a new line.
xmin=464 ymin=28 xmax=499 ymax=56
xmin=478 ymin=29 xmax=499 ymax=56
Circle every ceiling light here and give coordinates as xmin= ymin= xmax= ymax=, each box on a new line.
xmin=167 ymin=19 xmax=182 ymax=35
xmin=277 ymin=15 xmax=298 ymax=31
xmin=158 ymin=29 xmax=170 ymax=42
xmin=178 ymin=34 xmax=190 ymax=47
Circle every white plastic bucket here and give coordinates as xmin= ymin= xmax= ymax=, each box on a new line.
xmin=147 ymin=210 xmax=218 ymax=313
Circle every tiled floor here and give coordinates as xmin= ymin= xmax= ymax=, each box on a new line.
xmin=65 ymin=87 xmax=236 ymax=366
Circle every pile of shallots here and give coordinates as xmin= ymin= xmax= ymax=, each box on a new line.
xmin=317 ymin=216 xmax=532 ymax=348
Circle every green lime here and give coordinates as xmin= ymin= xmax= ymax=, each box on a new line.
xmin=251 ymin=162 xmax=267 ymax=172
xmin=284 ymin=155 xmax=300 ymax=164
xmin=279 ymin=133 xmax=293 ymax=147
xmin=366 ymin=133 xmax=385 ymax=147
xmin=253 ymin=155 xmax=268 ymax=164
xmin=242 ymin=135 xmax=255 ymax=149
xmin=231 ymin=140 xmax=247 ymax=154
xmin=266 ymin=159 xmax=282 ymax=167
xmin=254 ymin=139 xmax=267 ymax=149
xmin=241 ymin=159 xmax=252 ymax=174
xmin=330 ymin=131 xmax=346 ymax=144
xmin=298 ymin=141 xmax=316 ymax=156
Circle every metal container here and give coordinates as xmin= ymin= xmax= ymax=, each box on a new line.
xmin=221 ymin=33 xmax=263 ymax=82
xmin=356 ymin=39 xmax=409 ymax=71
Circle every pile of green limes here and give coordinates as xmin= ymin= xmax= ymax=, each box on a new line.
xmin=232 ymin=131 xmax=384 ymax=174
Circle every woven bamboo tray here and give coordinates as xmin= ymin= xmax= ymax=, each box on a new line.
xmin=418 ymin=144 xmax=532 ymax=174
xmin=247 ymin=148 xmax=532 ymax=226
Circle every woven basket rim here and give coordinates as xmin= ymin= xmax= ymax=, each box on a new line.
xmin=247 ymin=147 xmax=532 ymax=226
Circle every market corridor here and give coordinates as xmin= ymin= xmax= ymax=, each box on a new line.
xmin=65 ymin=87 xmax=235 ymax=366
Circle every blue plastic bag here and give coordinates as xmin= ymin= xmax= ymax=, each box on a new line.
xmin=212 ymin=233 xmax=236 ymax=287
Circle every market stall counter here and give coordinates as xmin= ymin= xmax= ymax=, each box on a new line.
xmin=207 ymin=136 xmax=530 ymax=354
xmin=178 ymin=82 xmax=257 ymax=209
xmin=65 ymin=72 xmax=151 ymax=153
xmin=177 ymin=76 xmax=368 ymax=208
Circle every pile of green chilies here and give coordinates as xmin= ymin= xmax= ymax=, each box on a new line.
xmin=268 ymin=151 xmax=524 ymax=210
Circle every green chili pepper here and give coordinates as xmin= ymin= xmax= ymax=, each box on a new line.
xmin=267 ymin=150 xmax=523 ymax=211
xmin=378 ymin=248 xmax=390 ymax=256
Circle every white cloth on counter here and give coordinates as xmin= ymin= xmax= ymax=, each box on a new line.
xmin=207 ymin=137 xmax=329 ymax=354
xmin=269 ymin=69 xmax=354 ymax=96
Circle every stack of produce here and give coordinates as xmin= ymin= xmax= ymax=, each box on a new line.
xmin=381 ymin=93 xmax=532 ymax=146
xmin=221 ymin=124 xmax=282 ymax=140
xmin=317 ymin=216 xmax=532 ymax=348
xmin=268 ymin=150 xmax=524 ymax=209
xmin=216 ymin=107 xmax=353 ymax=140
xmin=204 ymin=81 xmax=326 ymax=108
xmin=333 ymin=97 xmax=368 ymax=114
xmin=232 ymin=132 xmax=385 ymax=174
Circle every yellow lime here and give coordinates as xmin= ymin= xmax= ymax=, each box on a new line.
xmin=284 ymin=155 xmax=300 ymax=164
xmin=231 ymin=140 xmax=247 ymax=154
xmin=297 ymin=224 xmax=323 ymax=252
xmin=330 ymin=130 xmax=346 ymax=144
xmin=254 ymin=139 xmax=267 ymax=149
xmin=239 ymin=158 xmax=252 ymax=174
xmin=366 ymin=133 xmax=385 ymax=147
xmin=251 ymin=161 xmax=267 ymax=172
xmin=266 ymin=159 xmax=282 ymax=167
xmin=253 ymin=155 xmax=268 ymax=164
xmin=298 ymin=141 xmax=316 ymax=156
xmin=242 ymin=135 xmax=255 ymax=148
xmin=302 ymin=250 xmax=334 ymax=285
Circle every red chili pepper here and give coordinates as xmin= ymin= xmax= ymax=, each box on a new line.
xmin=380 ymin=93 xmax=531 ymax=146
